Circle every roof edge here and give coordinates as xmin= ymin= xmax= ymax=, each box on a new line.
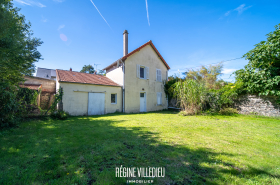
xmin=103 ymin=40 xmax=170 ymax=70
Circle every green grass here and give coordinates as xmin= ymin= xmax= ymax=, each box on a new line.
xmin=1 ymin=111 xmax=280 ymax=184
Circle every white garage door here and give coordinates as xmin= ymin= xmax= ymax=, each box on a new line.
xmin=88 ymin=93 xmax=105 ymax=115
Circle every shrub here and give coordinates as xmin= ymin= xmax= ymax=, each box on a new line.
xmin=50 ymin=110 xmax=69 ymax=120
xmin=174 ymin=79 xmax=207 ymax=114
xmin=219 ymin=108 xmax=239 ymax=115
xmin=0 ymin=84 xmax=22 ymax=128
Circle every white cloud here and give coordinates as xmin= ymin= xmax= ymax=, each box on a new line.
xmin=222 ymin=4 xmax=252 ymax=18
xmin=145 ymin=0 xmax=150 ymax=26
xmin=222 ymin=68 xmax=237 ymax=74
xmin=14 ymin=0 xmax=46 ymax=7
xmin=58 ymin=25 xmax=65 ymax=30
xmin=234 ymin=4 xmax=252 ymax=14
xmin=224 ymin=11 xmax=231 ymax=16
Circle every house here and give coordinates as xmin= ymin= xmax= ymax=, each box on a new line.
xmin=36 ymin=67 xmax=56 ymax=80
xmin=56 ymin=30 xmax=170 ymax=115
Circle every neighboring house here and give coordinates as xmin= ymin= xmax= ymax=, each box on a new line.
xmin=36 ymin=67 xmax=56 ymax=80
xmin=56 ymin=30 xmax=170 ymax=116
xmin=104 ymin=30 xmax=170 ymax=113
xmin=20 ymin=76 xmax=56 ymax=109
xmin=56 ymin=69 xmax=122 ymax=116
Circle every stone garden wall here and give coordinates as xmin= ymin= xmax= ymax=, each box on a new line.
xmin=235 ymin=95 xmax=280 ymax=117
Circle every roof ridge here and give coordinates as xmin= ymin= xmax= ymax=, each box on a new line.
xmin=103 ymin=40 xmax=170 ymax=70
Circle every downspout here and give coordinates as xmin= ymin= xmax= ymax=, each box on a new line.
xmin=122 ymin=60 xmax=125 ymax=113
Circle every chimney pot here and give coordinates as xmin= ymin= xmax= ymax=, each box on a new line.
xmin=70 ymin=68 xmax=72 ymax=71
xmin=123 ymin=30 xmax=128 ymax=56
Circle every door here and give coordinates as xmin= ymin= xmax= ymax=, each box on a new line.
xmin=140 ymin=92 xmax=146 ymax=112
xmin=88 ymin=93 xmax=105 ymax=115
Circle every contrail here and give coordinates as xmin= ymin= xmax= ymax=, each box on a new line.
xmin=145 ymin=0 xmax=150 ymax=26
xmin=89 ymin=0 xmax=112 ymax=29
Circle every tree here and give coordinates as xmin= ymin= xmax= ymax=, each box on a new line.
xmin=234 ymin=23 xmax=280 ymax=96
xmin=0 ymin=0 xmax=43 ymax=85
xmin=184 ymin=62 xmax=224 ymax=89
xmin=80 ymin=64 xmax=95 ymax=74
xmin=0 ymin=1 xmax=43 ymax=128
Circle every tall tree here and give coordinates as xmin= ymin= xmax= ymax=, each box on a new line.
xmin=0 ymin=0 xmax=43 ymax=85
xmin=184 ymin=62 xmax=224 ymax=89
xmin=0 ymin=0 xmax=43 ymax=128
xmin=80 ymin=64 xmax=95 ymax=74
xmin=234 ymin=23 xmax=280 ymax=96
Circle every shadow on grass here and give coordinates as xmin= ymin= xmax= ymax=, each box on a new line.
xmin=0 ymin=114 xmax=279 ymax=184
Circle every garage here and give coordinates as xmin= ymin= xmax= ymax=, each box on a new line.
xmin=56 ymin=69 xmax=122 ymax=116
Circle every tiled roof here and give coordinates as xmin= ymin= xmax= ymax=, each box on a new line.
xmin=56 ymin=70 xmax=121 ymax=87
xmin=103 ymin=40 xmax=170 ymax=70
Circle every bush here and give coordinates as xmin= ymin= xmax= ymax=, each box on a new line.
xmin=50 ymin=110 xmax=69 ymax=120
xmin=174 ymin=79 xmax=207 ymax=114
xmin=219 ymin=108 xmax=239 ymax=115
xmin=0 ymin=84 xmax=22 ymax=128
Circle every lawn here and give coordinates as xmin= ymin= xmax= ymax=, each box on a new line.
xmin=1 ymin=111 xmax=280 ymax=184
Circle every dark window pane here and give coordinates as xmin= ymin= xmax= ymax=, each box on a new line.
xmin=111 ymin=94 xmax=116 ymax=103
xmin=140 ymin=67 xmax=144 ymax=78
xmin=140 ymin=93 xmax=144 ymax=97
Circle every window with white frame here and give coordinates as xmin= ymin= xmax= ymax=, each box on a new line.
xmin=137 ymin=64 xmax=149 ymax=79
xmin=111 ymin=94 xmax=117 ymax=104
xmin=156 ymin=69 xmax=162 ymax=82
xmin=157 ymin=92 xmax=162 ymax=105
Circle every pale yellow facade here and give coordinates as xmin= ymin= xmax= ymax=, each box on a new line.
xmin=57 ymin=82 xmax=122 ymax=116
xmin=124 ymin=45 xmax=168 ymax=113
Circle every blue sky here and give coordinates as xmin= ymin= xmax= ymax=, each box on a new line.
xmin=14 ymin=0 xmax=280 ymax=81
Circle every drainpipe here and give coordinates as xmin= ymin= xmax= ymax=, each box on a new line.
xmin=122 ymin=60 xmax=125 ymax=113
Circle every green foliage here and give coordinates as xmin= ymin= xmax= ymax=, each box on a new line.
xmin=80 ymin=64 xmax=95 ymax=74
xmin=0 ymin=83 xmax=22 ymax=128
xmin=219 ymin=108 xmax=239 ymax=115
xmin=98 ymin=69 xmax=106 ymax=76
xmin=206 ymin=82 xmax=242 ymax=111
xmin=0 ymin=1 xmax=43 ymax=128
xmin=50 ymin=110 xmax=69 ymax=120
xmin=234 ymin=23 xmax=280 ymax=96
xmin=0 ymin=1 xmax=43 ymax=86
xmin=173 ymin=79 xmax=207 ymax=114
xmin=184 ymin=62 xmax=224 ymax=89
xmin=164 ymin=76 xmax=181 ymax=101
xmin=48 ymin=87 xmax=63 ymax=114
xmin=17 ymin=87 xmax=40 ymax=106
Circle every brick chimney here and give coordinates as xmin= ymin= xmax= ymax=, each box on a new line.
xmin=70 ymin=68 xmax=72 ymax=71
xmin=123 ymin=30 xmax=128 ymax=56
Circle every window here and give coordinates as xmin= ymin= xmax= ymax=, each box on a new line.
xmin=157 ymin=92 xmax=162 ymax=105
xmin=137 ymin=64 xmax=149 ymax=79
xmin=140 ymin=93 xmax=145 ymax=97
xmin=156 ymin=69 xmax=162 ymax=82
xmin=111 ymin=94 xmax=117 ymax=104
xmin=140 ymin=67 xmax=145 ymax=78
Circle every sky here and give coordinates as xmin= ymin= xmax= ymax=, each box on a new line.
xmin=13 ymin=0 xmax=280 ymax=82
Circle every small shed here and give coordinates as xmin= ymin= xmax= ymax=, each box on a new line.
xmin=56 ymin=70 xmax=122 ymax=116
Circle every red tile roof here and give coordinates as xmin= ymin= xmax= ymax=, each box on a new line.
xmin=103 ymin=40 xmax=170 ymax=70
xmin=56 ymin=70 xmax=121 ymax=87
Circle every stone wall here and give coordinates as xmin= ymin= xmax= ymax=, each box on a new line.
xmin=235 ymin=95 xmax=280 ymax=117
